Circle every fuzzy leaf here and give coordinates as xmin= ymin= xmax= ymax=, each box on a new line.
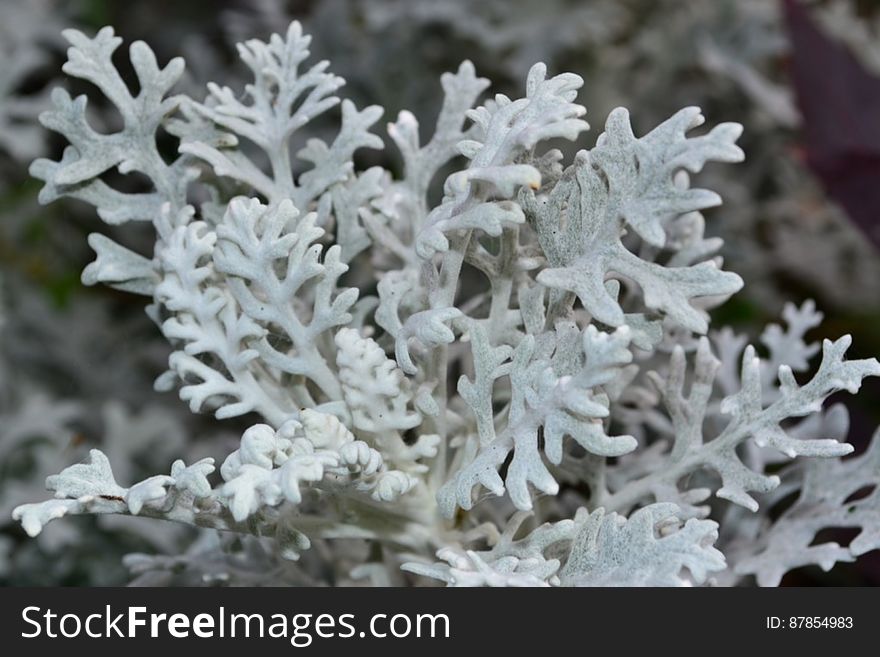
xmin=46 ymin=449 xmax=126 ymax=500
xmin=560 ymin=504 xmax=725 ymax=586
xmin=533 ymin=107 xmax=744 ymax=333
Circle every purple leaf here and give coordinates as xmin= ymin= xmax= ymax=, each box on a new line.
xmin=784 ymin=0 xmax=880 ymax=248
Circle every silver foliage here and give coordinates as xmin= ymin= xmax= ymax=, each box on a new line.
xmin=10 ymin=19 xmax=880 ymax=587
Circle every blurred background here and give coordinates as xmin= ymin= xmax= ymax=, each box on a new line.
xmin=0 ymin=0 xmax=878 ymax=585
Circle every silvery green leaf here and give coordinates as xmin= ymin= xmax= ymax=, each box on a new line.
xmin=81 ymin=233 xmax=158 ymax=296
xmin=458 ymin=321 xmax=514 ymax=446
xmin=408 ymin=503 xmax=717 ymax=588
xmin=180 ymin=22 xmax=382 ymax=208
xmin=758 ymin=300 xmax=823 ymax=387
xmin=214 ymin=198 xmax=356 ymax=405
xmin=12 ymin=499 xmax=84 ymax=538
xmin=169 ymin=458 xmax=216 ymax=498
xmin=606 ymin=334 xmax=880 ymax=515
xmin=389 ymin=60 xmax=489 ymax=203
xmin=416 ymin=200 xmax=524 ymax=259
xmin=416 ymin=62 xmax=587 ymax=283
xmin=274 ymin=448 xmax=339 ymax=506
xmin=559 ymin=504 xmax=726 ymax=586
xmin=375 ymin=270 xmax=416 ymax=340
xmin=440 ymin=325 xmax=637 ymax=515
xmin=30 ymin=26 xmax=190 ymax=232
xmin=46 ymin=449 xmax=126 ymax=500
xmin=404 ymin=547 xmax=558 ymax=587
xmin=220 ymin=464 xmax=280 ymax=522
xmin=735 ymin=427 xmax=880 ymax=586
xmin=331 ymin=166 xmax=386 ymax=263
xmin=403 ymin=510 xmax=571 ymax=586
xmin=371 ymin=470 xmax=418 ymax=502
xmin=126 ymin=475 xmax=173 ymax=515
xmin=296 ymin=100 xmax=384 ymax=207
xmin=156 ymin=216 xmax=282 ymax=423
xmin=214 ymin=413 xmax=420 ymax=523
xmin=335 ymin=328 xmax=436 ymax=474
xmin=532 ymin=107 xmax=743 ymax=333
xmin=396 ymin=308 xmax=463 ymax=375
xmin=40 ymin=28 xmax=184 ymax=185
xmin=221 ymin=423 xmax=292 ymax=480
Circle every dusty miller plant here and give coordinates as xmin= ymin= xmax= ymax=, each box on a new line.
xmin=12 ymin=21 xmax=880 ymax=587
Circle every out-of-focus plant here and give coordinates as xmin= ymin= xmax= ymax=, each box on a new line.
xmin=0 ymin=0 xmax=221 ymax=585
